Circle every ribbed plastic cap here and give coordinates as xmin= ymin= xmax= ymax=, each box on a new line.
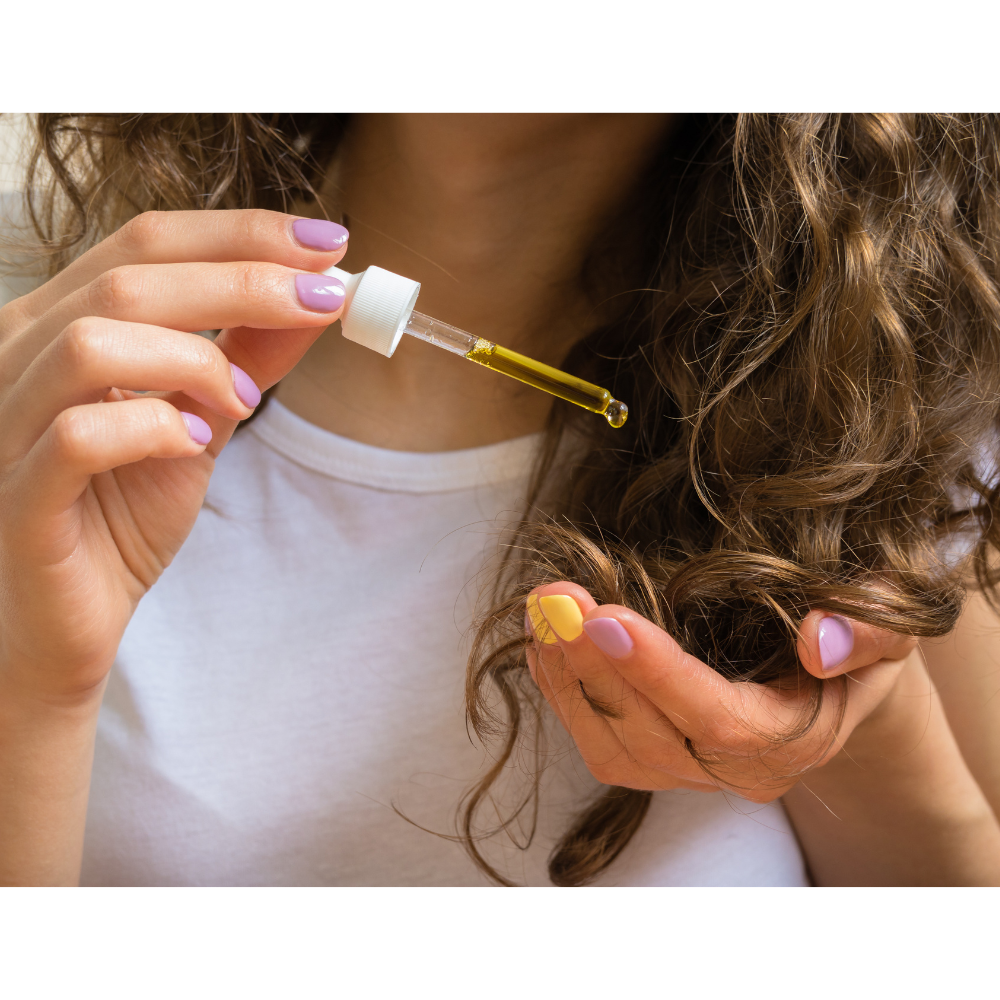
xmin=323 ymin=265 xmax=421 ymax=358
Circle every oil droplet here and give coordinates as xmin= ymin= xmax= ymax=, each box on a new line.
xmin=604 ymin=399 xmax=628 ymax=428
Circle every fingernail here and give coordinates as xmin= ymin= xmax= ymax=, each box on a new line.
xmin=230 ymin=364 xmax=261 ymax=409
xmin=538 ymin=595 xmax=584 ymax=642
xmin=295 ymin=274 xmax=347 ymax=312
xmin=180 ymin=412 xmax=212 ymax=445
xmin=526 ymin=595 xmax=558 ymax=645
xmin=292 ymin=218 xmax=349 ymax=252
xmin=819 ymin=615 xmax=854 ymax=671
xmin=583 ymin=618 xmax=634 ymax=659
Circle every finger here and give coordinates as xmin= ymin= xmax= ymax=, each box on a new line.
xmin=536 ymin=653 xmax=717 ymax=791
xmin=12 ymin=397 xmax=210 ymax=518
xmin=10 ymin=210 xmax=350 ymax=324
xmin=796 ymin=609 xmax=919 ymax=679
xmin=572 ymin=605 xmax=739 ymax=747
xmin=531 ymin=585 xmax=670 ymax=738
xmin=717 ymin=648 xmax=909 ymax=781
xmin=527 ymin=629 xmax=632 ymax=781
xmin=532 ymin=648 xmax=661 ymax=789
xmin=527 ymin=599 xmax=624 ymax=757
xmin=812 ymin=654 xmax=911 ymax=764
xmin=528 ymin=587 xmax=609 ymax=725
xmin=532 ymin=584 xmax=632 ymax=715
xmin=0 ymin=319 xmax=257 ymax=462
xmin=212 ymin=324 xmax=325 ymax=395
xmin=525 ymin=641 xmax=572 ymax=732
xmin=529 ymin=587 xmax=713 ymax=787
xmin=526 ymin=596 xmax=582 ymax=730
xmin=4 ymin=260 xmax=347 ymax=383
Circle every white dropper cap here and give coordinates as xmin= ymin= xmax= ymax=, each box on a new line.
xmin=323 ymin=264 xmax=421 ymax=358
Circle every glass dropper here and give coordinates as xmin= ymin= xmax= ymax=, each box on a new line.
xmin=324 ymin=263 xmax=629 ymax=429
xmin=402 ymin=311 xmax=628 ymax=428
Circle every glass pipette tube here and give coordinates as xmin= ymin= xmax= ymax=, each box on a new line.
xmin=402 ymin=311 xmax=628 ymax=428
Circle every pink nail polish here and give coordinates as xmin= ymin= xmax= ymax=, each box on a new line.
xmin=295 ymin=274 xmax=347 ymax=312
xmin=818 ymin=615 xmax=854 ymax=670
xmin=583 ymin=618 xmax=634 ymax=659
xmin=181 ymin=412 xmax=212 ymax=445
xmin=292 ymin=218 xmax=349 ymax=252
xmin=230 ymin=364 xmax=261 ymax=409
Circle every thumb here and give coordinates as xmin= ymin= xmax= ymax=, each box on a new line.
xmin=796 ymin=608 xmax=918 ymax=679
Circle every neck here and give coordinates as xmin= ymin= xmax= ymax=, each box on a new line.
xmin=277 ymin=113 xmax=671 ymax=451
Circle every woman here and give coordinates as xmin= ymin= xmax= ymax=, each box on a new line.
xmin=0 ymin=113 xmax=997 ymax=885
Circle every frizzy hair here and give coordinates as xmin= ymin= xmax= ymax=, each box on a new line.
xmin=14 ymin=113 xmax=1000 ymax=886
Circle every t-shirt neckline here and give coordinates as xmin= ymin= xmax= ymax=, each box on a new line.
xmin=249 ymin=398 xmax=543 ymax=494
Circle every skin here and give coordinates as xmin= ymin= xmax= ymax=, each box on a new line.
xmin=922 ymin=585 xmax=1000 ymax=817
xmin=0 ymin=113 xmax=998 ymax=884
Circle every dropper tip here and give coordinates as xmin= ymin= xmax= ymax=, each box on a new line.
xmin=604 ymin=399 xmax=628 ymax=428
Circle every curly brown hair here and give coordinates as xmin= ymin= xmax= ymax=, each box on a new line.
xmin=16 ymin=113 xmax=1000 ymax=886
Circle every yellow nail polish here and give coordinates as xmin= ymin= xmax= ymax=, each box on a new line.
xmin=538 ymin=595 xmax=584 ymax=642
xmin=526 ymin=594 xmax=559 ymax=645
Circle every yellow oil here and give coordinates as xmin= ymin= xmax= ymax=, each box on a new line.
xmin=464 ymin=339 xmax=628 ymax=428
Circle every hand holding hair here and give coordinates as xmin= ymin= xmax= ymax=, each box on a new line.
xmin=525 ymin=582 xmax=918 ymax=801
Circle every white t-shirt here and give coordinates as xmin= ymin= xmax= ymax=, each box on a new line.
xmin=78 ymin=399 xmax=808 ymax=886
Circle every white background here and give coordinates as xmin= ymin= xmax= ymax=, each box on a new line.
xmin=1 ymin=0 xmax=994 ymax=110
xmin=1 ymin=1 xmax=997 ymax=995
